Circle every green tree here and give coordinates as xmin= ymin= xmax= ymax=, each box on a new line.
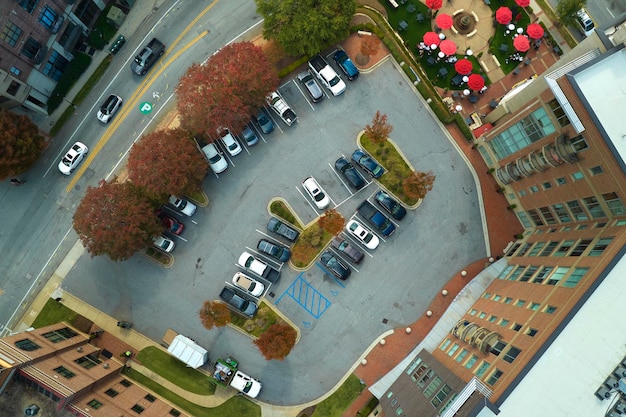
xmin=0 ymin=109 xmax=45 ymax=179
xmin=127 ymin=128 xmax=208 ymax=198
xmin=556 ymin=0 xmax=586 ymax=27
xmin=254 ymin=322 xmax=297 ymax=360
xmin=198 ymin=301 xmax=232 ymax=330
xmin=255 ymin=0 xmax=356 ymax=56
xmin=73 ymin=180 xmax=162 ymax=261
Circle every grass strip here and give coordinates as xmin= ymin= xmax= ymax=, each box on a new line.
xmin=310 ymin=374 xmax=366 ymax=417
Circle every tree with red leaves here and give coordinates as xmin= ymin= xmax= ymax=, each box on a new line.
xmin=128 ymin=128 xmax=207 ymax=198
xmin=198 ymin=300 xmax=231 ymax=330
xmin=73 ymin=180 xmax=162 ymax=261
xmin=402 ymin=171 xmax=436 ymax=201
xmin=254 ymin=322 xmax=297 ymax=361
xmin=175 ymin=42 xmax=278 ymax=138
xmin=318 ymin=209 xmax=344 ymax=236
xmin=0 ymin=109 xmax=45 ymax=180
xmin=365 ymin=111 xmax=393 ymax=144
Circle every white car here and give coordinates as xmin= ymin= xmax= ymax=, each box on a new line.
xmin=58 ymin=142 xmax=88 ymax=175
xmin=302 ymin=176 xmax=330 ymax=210
xmin=576 ymin=8 xmax=595 ymax=37
xmin=346 ymin=219 xmax=380 ymax=250
xmin=97 ymin=94 xmax=123 ymax=123
xmin=201 ymin=143 xmax=228 ymax=174
xmin=229 ymin=370 xmax=262 ymax=398
xmin=232 ymin=272 xmax=265 ymax=297
xmin=168 ymin=195 xmax=197 ymax=217
xmin=218 ymin=127 xmax=242 ymax=157
xmin=153 ymin=235 xmax=175 ymax=253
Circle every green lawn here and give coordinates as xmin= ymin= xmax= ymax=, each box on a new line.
xmin=310 ymin=374 xmax=366 ymax=417
xmin=124 ymin=368 xmax=260 ymax=417
xmin=31 ymin=298 xmax=78 ymax=328
xmin=136 ymin=346 xmax=215 ymax=395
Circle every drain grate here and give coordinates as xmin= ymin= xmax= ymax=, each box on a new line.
xmin=382 ymin=318 xmax=388 ymax=324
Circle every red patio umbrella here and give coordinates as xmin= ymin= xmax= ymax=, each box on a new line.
xmin=439 ymin=39 xmax=457 ymax=55
xmin=515 ymin=0 xmax=530 ymax=7
xmin=436 ymin=13 xmax=453 ymax=30
xmin=423 ymin=31 xmax=441 ymax=46
xmin=467 ymin=74 xmax=485 ymax=91
xmin=425 ymin=0 xmax=443 ymax=11
xmin=495 ymin=7 xmax=513 ymax=25
xmin=454 ymin=59 xmax=473 ymax=75
xmin=513 ymin=35 xmax=530 ymax=52
xmin=526 ymin=23 xmax=544 ymax=39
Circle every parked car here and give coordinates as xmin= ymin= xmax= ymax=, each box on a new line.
xmin=109 ymin=34 xmax=126 ymax=55
xmin=374 ymin=190 xmax=407 ymax=220
xmin=58 ymin=142 xmax=88 ymax=175
xmin=302 ymin=176 xmax=330 ymax=210
xmin=257 ymin=239 xmax=291 ymax=262
xmin=201 ymin=142 xmax=228 ymax=174
xmin=97 ymin=94 xmax=123 ymax=123
xmin=335 ymin=157 xmax=366 ymax=190
xmin=168 ymin=195 xmax=197 ymax=217
xmin=352 ymin=149 xmax=384 ymax=178
xmin=218 ymin=127 xmax=242 ymax=156
xmin=267 ymin=217 xmax=300 ymax=242
xmin=219 ymin=286 xmax=257 ymax=318
xmin=153 ymin=235 xmax=175 ymax=253
xmin=296 ymin=70 xmax=324 ymax=103
xmin=156 ymin=210 xmax=184 ymax=235
xmin=576 ymin=8 xmax=595 ymax=37
xmin=331 ymin=236 xmax=364 ymax=264
xmin=333 ymin=50 xmax=359 ymax=81
xmin=320 ymin=251 xmax=351 ymax=280
xmin=232 ymin=272 xmax=265 ymax=297
xmin=253 ymin=108 xmax=274 ymax=134
xmin=346 ymin=219 xmax=379 ymax=250
xmin=241 ymin=125 xmax=259 ymax=146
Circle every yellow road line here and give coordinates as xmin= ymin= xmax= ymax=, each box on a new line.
xmin=66 ymin=0 xmax=220 ymax=192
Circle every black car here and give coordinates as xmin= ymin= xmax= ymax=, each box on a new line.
xmin=351 ymin=149 xmax=384 ymax=178
xmin=320 ymin=250 xmax=351 ymax=280
xmin=374 ymin=190 xmax=407 ymax=220
xmin=335 ymin=157 xmax=366 ymax=190
xmin=257 ymin=239 xmax=291 ymax=262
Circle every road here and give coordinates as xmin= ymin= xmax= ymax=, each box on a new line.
xmin=544 ymin=0 xmax=626 ymax=42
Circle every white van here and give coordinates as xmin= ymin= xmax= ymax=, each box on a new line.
xmin=576 ymin=9 xmax=595 ymax=37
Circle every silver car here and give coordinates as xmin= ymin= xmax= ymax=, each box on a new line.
xmin=297 ymin=71 xmax=324 ymax=103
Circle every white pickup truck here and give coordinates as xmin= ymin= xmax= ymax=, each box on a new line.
xmin=266 ymin=91 xmax=298 ymax=126
xmin=308 ymin=54 xmax=346 ymax=96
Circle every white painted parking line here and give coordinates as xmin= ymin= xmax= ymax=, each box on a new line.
xmin=216 ymin=141 xmax=236 ymax=168
xmin=235 ymin=134 xmax=251 ymax=155
xmin=250 ymin=123 xmax=268 ymax=144
xmin=292 ymin=79 xmax=316 ymax=111
xmin=295 ymin=185 xmax=319 ymax=215
xmin=245 ymin=245 xmax=285 ymax=268
xmin=172 ymin=234 xmax=188 ymax=242
xmin=329 ymin=161 xmax=353 ymax=194
xmin=263 ymin=104 xmax=284 ymax=134
xmin=329 ymin=248 xmax=361 ymax=273
xmin=255 ymin=229 xmax=292 ymax=246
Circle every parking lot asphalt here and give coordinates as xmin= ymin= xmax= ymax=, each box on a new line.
xmin=61 ymin=57 xmax=487 ymax=405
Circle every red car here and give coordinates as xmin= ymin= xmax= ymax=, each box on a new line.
xmin=156 ymin=210 xmax=184 ymax=235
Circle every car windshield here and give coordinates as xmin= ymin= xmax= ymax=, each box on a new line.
xmin=209 ymin=154 xmax=221 ymax=164
xmin=228 ymin=143 xmax=237 ymax=151
xmin=362 ymin=232 xmax=373 ymax=243
xmin=329 ymin=76 xmax=340 ymax=87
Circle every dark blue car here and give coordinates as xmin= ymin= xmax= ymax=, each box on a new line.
xmin=352 ymin=149 xmax=384 ymax=179
xmin=333 ymin=50 xmax=359 ymax=81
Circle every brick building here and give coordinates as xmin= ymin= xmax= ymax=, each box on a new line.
xmin=0 ymin=322 xmax=189 ymax=417
xmin=373 ymin=14 xmax=626 ymax=417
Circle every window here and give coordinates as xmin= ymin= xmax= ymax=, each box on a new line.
xmin=547 ymin=267 xmax=569 ymax=285
xmin=488 ymin=108 xmax=556 ymax=160
xmin=529 ymin=302 xmax=540 ymax=310
xmin=527 ymin=209 xmax=544 ymax=226
xmin=87 ymin=399 xmax=102 ymax=409
xmin=455 ymin=349 xmax=468 ymax=363
xmin=539 ymin=207 xmax=557 ymax=225
xmin=21 ymin=37 xmax=41 ymax=59
xmin=43 ymin=50 xmax=69 ymax=81
xmin=526 ymin=328 xmax=538 ymax=337
xmin=569 ymin=239 xmax=592 ymax=256
xmin=487 ymin=369 xmax=504 ymax=386
xmin=616 ymin=220 xmax=626 ymax=226
xmin=583 ymin=196 xmax=607 ymax=219
xmin=1 ymin=22 xmax=23 ymax=47
xmin=519 ymin=189 xmax=527 ymax=197
xmin=554 ymin=240 xmax=574 ymax=257
xmin=120 ymin=379 xmax=132 ymax=387
xmin=528 ymin=242 xmax=545 ymax=256
xmin=503 ymin=297 xmax=513 ymax=304
xmin=519 ymin=266 xmax=538 ymax=282
xmin=490 ymin=341 xmax=506 ymax=356
xmin=493 ymin=295 xmax=502 ymax=302
xmin=542 ymin=181 xmax=552 ymax=190
xmin=529 ymin=185 xmax=539 ymax=193
xmin=602 ymin=193 xmax=626 ymax=216
xmin=511 ymin=323 xmax=522 ymax=331
xmin=533 ymin=266 xmax=553 ymax=284
xmin=499 ymin=319 xmax=510 ymax=327
xmin=548 ymin=99 xmax=570 ymax=126
xmin=571 ymin=171 xmax=584 ymax=181
xmin=15 ymin=339 xmax=40 ymax=351
xmin=508 ymin=266 xmax=525 ymax=281
xmin=589 ymin=237 xmax=613 ymax=256
xmin=589 ymin=165 xmax=604 ymax=175
xmin=577 ymin=224 xmax=588 ymax=230
xmin=595 ymin=222 xmax=607 ymax=228
xmin=131 ymin=404 xmax=145 ymax=414
xmin=145 ymin=394 xmax=156 ymax=402
xmin=417 ymin=370 xmax=435 ymax=388
xmin=517 ymin=243 xmax=532 ymax=256
xmin=38 ymin=6 xmax=58 ymax=30
xmin=503 ymin=346 xmax=521 ymax=363
xmin=406 ymin=357 xmax=423 ymax=375
xmin=475 ymin=361 xmax=491 ymax=377
xmin=540 ymin=241 xmax=559 ymax=256
xmin=563 ymin=267 xmax=589 ymax=288
xmin=412 ymin=364 xmax=428 ymax=381
xmin=424 ymin=377 xmax=443 ymax=397
xmin=570 ymin=134 xmax=589 ymax=151
xmin=469 ymin=309 xmax=477 ymax=316
xmin=555 ymin=177 xmax=567 ymax=185
xmin=506 ymin=243 xmax=521 ymax=256
xmin=75 ymin=354 xmax=101 ymax=369
xmin=19 ymin=0 xmax=39 ymax=13
xmin=498 ymin=265 xmax=514 ymax=279
xmin=10 ymin=66 xmax=22 ymax=76
xmin=54 ymin=366 xmax=75 ymax=378
xmin=544 ymin=305 xmax=557 ymax=314
xmin=567 ymin=200 xmax=588 ymax=221
xmin=516 ymin=211 xmax=533 ymax=228
xmin=439 ymin=339 xmax=451 ymax=351
xmin=43 ymin=327 xmax=78 ymax=343
xmin=169 ymin=410 xmax=181 ymax=417
xmin=104 ymin=388 xmax=118 ymax=398
xmin=447 ymin=344 xmax=459 ymax=356
xmin=395 ymin=408 xmax=403 ymax=416
xmin=7 ymin=81 xmax=21 ymax=96
xmin=431 ymin=385 xmax=452 ymax=407
xmin=478 ymin=312 xmax=487 ymax=319
xmin=552 ymin=204 xmax=571 ymax=223
xmin=465 ymin=355 xmax=478 ymax=369
xmin=482 ymin=293 xmax=491 ymax=299
xmin=488 ymin=315 xmax=498 ymax=323
xmin=515 ymin=299 xmax=526 ymax=307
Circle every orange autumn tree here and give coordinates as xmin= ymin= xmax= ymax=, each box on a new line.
xmin=364 ymin=111 xmax=393 ymax=144
xmin=318 ymin=209 xmax=344 ymax=235
xmin=198 ymin=300 xmax=231 ymax=330
xmin=403 ymin=171 xmax=436 ymax=200
xmin=254 ymin=323 xmax=297 ymax=360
